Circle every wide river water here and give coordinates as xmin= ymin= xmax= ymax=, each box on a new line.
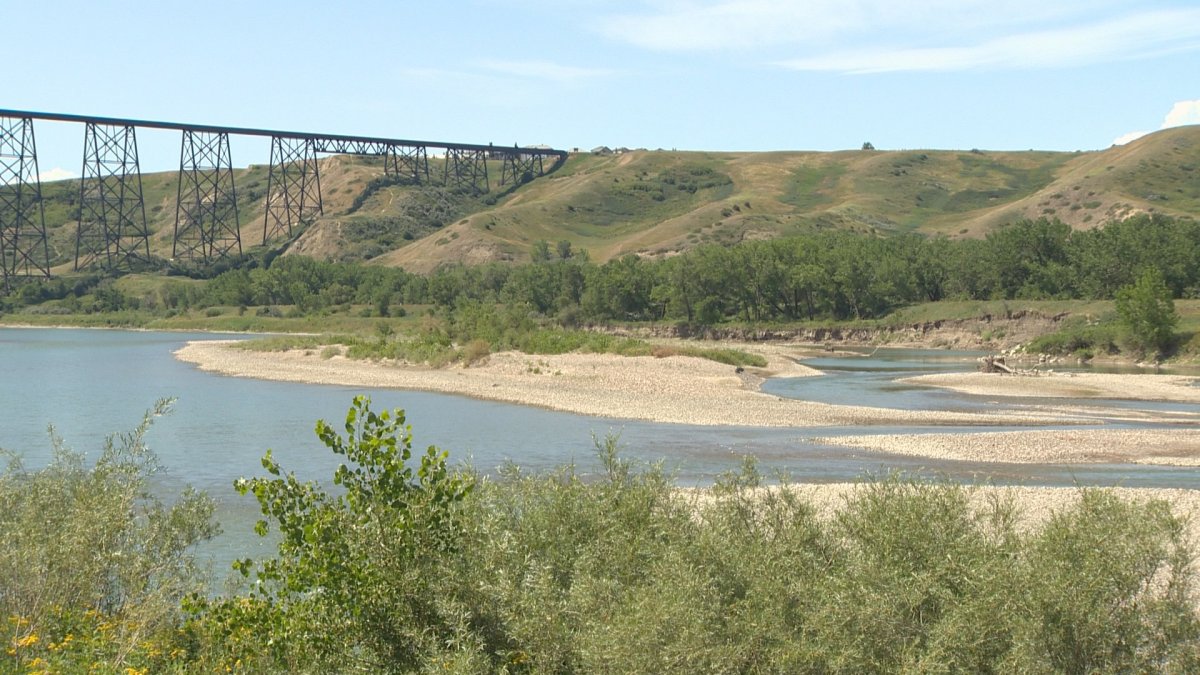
xmin=3 ymin=328 xmax=1197 ymax=569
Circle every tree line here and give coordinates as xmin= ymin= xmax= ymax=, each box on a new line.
xmin=8 ymin=213 xmax=1199 ymax=325
xmin=207 ymin=213 xmax=1199 ymax=324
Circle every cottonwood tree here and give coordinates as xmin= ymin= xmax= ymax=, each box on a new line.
xmin=1115 ymin=266 xmax=1178 ymax=356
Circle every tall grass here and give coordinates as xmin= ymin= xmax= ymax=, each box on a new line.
xmin=233 ymin=326 xmax=768 ymax=368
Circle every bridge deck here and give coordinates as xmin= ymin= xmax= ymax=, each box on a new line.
xmin=0 ymin=108 xmax=567 ymax=159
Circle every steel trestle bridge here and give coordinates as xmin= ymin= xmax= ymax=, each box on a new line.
xmin=0 ymin=109 xmax=567 ymax=289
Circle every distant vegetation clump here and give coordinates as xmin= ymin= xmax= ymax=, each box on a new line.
xmin=340 ymin=186 xmax=472 ymax=261
xmin=5 ymin=398 xmax=1197 ymax=672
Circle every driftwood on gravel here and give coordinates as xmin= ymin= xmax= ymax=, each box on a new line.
xmin=978 ymin=355 xmax=1016 ymax=374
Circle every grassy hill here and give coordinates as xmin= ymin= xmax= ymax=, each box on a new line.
xmin=19 ymin=126 xmax=1200 ymax=273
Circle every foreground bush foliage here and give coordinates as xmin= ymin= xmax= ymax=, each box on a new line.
xmin=4 ymin=397 xmax=1198 ymax=672
xmin=181 ymin=398 xmax=1200 ymax=673
xmin=0 ymin=400 xmax=218 ymax=673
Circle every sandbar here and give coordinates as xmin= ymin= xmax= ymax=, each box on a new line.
xmin=174 ymin=341 xmax=1080 ymax=428
xmin=904 ymin=371 xmax=1200 ymax=402
xmin=174 ymin=340 xmax=1200 ymax=466
xmin=816 ymin=429 xmax=1200 ymax=466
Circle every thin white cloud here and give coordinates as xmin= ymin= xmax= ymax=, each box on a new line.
xmin=600 ymin=0 xmax=865 ymax=51
xmin=1112 ymin=130 xmax=1150 ymax=146
xmin=1163 ymin=99 xmax=1200 ymax=127
xmin=3 ymin=167 xmax=78 ymax=185
xmin=38 ymin=167 xmax=76 ymax=183
xmin=478 ymin=60 xmax=615 ymax=82
xmin=1112 ymin=99 xmax=1200 ymax=145
xmin=600 ymin=0 xmax=1109 ymax=52
xmin=775 ymin=8 xmax=1200 ymax=74
xmin=599 ymin=2 xmax=1200 ymax=74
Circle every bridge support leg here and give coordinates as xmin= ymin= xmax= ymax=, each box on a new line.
xmin=500 ymin=149 xmax=544 ymax=188
xmin=263 ymin=136 xmax=322 ymax=244
xmin=174 ymin=130 xmax=241 ymax=263
xmin=0 ymin=116 xmax=51 ymax=292
xmin=76 ymin=122 xmax=150 ymax=271
xmin=443 ymin=148 xmax=489 ymax=193
xmin=385 ymin=144 xmax=429 ymax=184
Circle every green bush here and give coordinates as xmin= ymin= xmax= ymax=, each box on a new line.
xmin=178 ymin=399 xmax=1199 ymax=672
xmin=1116 ymin=267 xmax=1179 ymax=356
xmin=3 ymin=398 xmax=1197 ymax=671
xmin=0 ymin=400 xmax=218 ymax=673
xmin=186 ymin=396 xmax=475 ymax=672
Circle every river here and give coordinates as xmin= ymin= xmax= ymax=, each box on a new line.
xmin=2 ymin=328 xmax=1197 ymax=570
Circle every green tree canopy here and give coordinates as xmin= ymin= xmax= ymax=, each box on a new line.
xmin=1114 ymin=267 xmax=1178 ymax=356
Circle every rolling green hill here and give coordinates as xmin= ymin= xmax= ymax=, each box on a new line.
xmin=18 ymin=126 xmax=1200 ymax=274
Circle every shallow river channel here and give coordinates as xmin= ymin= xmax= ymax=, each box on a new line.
xmin=3 ymin=328 xmax=1197 ymax=568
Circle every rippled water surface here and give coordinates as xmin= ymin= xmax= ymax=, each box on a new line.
xmin=2 ymin=328 xmax=1197 ymax=569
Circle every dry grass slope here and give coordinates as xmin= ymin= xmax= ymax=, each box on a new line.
xmin=22 ymin=126 xmax=1200 ymax=272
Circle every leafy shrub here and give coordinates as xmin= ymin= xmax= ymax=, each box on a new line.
xmin=180 ymin=401 xmax=1199 ymax=671
xmin=1116 ymin=267 xmax=1179 ymax=356
xmin=459 ymin=338 xmax=491 ymax=365
xmin=11 ymin=398 xmax=1196 ymax=671
xmin=187 ymin=396 xmax=474 ymax=672
xmin=0 ymin=400 xmax=218 ymax=673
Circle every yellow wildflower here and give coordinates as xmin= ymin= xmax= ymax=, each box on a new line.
xmin=13 ymin=633 xmax=38 ymax=648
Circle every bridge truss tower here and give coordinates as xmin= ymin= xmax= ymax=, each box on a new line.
xmin=174 ymin=130 xmax=241 ymax=262
xmin=0 ymin=108 xmax=570 ymax=277
xmin=0 ymin=115 xmax=51 ymax=292
xmin=76 ymin=122 xmax=151 ymax=271
xmin=385 ymin=144 xmax=429 ymax=184
xmin=501 ymin=149 xmax=544 ymax=188
xmin=443 ymin=148 xmax=489 ymax=193
xmin=263 ymin=136 xmax=322 ymax=244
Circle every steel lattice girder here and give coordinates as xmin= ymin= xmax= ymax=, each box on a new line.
xmin=443 ymin=148 xmax=489 ymax=193
xmin=174 ymin=130 xmax=241 ymax=262
xmin=263 ymin=136 xmax=322 ymax=244
xmin=384 ymin=144 xmax=429 ymax=184
xmin=75 ymin=123 xmax=150 ymax=271
xmin=0 ymin=116 xmax=51 ymax=292
xmin=500 ymin=150 xmax=544 ymax=187
xmin=310 ymin=139 xmax=391 ymax=155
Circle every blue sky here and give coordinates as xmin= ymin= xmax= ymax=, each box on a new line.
xmin=6 ymin=0 xmax=1200 ymax=178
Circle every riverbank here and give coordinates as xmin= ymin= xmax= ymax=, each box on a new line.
xmin=176 ymin=340 xmax=1064 ymax=428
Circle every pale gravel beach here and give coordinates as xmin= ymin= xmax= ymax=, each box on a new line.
xmin=815 ymin=429 xmax=1200 ymax=466
xmin=904 ymin=370 xmax=1200 ymax=402
xmin=174 ymin=340 xmax=1200 ymax=468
